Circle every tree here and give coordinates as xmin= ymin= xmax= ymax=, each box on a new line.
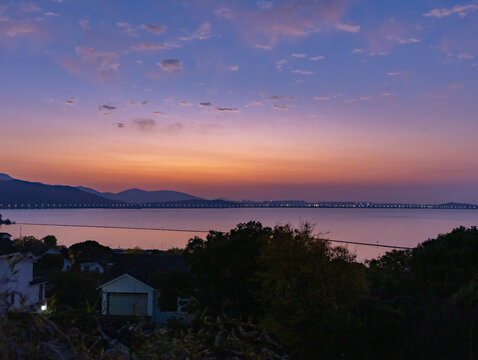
xmin=42 ymin=235 xmax=57 ymax=248
xmin=256 ymin=224 xmax=368 ymax=359
xmin=184 ymin=221 xmax=271 ymax=320
xmin=69 ymin=240 xmax=112 ymax=262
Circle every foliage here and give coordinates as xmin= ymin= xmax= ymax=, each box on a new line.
xmin=49 ymin=269 xmax=103 ymax=313
xmin=257 ymin=224 xmax=368 ymax=359
xmin=35 ymin=253 xmax=64 ymax=271
xmin=42 ymin=235 xmax=58 ymax=248
xmin=124 ymin=246 xmax=145 ymax=254
xmin=184 ymin=221 xmax=271 ymax=320
xmin=14 ymin=235 xmax=44 ymax=251
xmin=69 ymin=240 xmax=112 ymax=262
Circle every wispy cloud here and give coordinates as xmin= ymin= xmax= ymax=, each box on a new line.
xmin=335 ymin=23 xmax=360 ymax=33
xmin=423 ymin=4 xmax=478 ymax=18
xmin=309 ymin=56 xmax=324 ymax=61
xmin=314 ymin=96 xmax=331 ymax=101
xmin=180 ymin=100 xmax=192 ymax=106
xmin=134 ymin=118 xmax=156 ymax=131
xmin=141 ymin=23 xmax=166 ymax=35
xmin=352 ymin=48 xmax=364 ymax=54
xmin=216 ymin=107 xmax=240 ymax=113
xmin=98 ymin=104 xmax=117 ymax=111
xmin=229 ymin=65 xmax=239 ymax=71
xmin=131 ymin=42 xmax=179 ymax=51
xmin=157 ymin=59 xmax=183 ymax=72
xmin=396 ymin=38 xmax=420 ymax=44
xmin=273 ymin=104 xmax=289 ymax=111
xmin=291 ymin=69 xmax=314 ymax=75
xmin=387 ymin=72 xmax=402 ymax=76
xmin=254 ymin=44 xmax=272 ymax=50
xmin=292 ymin=53 xmax=307 ymax=58
xmin=199 ymin=102 xmax=212 ymax=107
xmin=19 ymin=2 xmax=41 ymax=13
xmin=153 ymin=111 xmax=170 ymax=117
xmin=275 ymin=59 xmax=287 ymax=71
xmin=179 ymin=22 xmax=212 ymax=41
xmin=2 ymin=21 xmax=36 ymax=37
xmin=269 ymin=95 xmax=295 ymax=101
xmin=64 ymin=97 xmax=77 ymax=105
xmin=448 ymin=83 xmax=462 ymax=90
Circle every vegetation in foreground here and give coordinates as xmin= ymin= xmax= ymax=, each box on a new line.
xmin=1 ymin=224 xmax=478 ymax=359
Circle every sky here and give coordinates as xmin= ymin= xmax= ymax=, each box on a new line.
xmin=0 ymin=0 xmax=477 ymax=203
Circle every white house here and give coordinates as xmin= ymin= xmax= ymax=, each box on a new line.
xmin=0 ymin=252 xmax=46 ymax=315
xmin=98 ymin=273 xmax=186 ymax=323
xmin=62 ymin=258 xmax=73 ymax=271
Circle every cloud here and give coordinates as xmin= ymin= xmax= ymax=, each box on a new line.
xmin=199 ymin=102 xmax=212 ymax=107
xmin=352 ymin=48 xmax=364 ymax=54
xmin=64 ymin=97 xmax=77 ymax=105
xmin=397 ymin=38 xmax=420 ymax=44
xmin=216 ymin=107 xmax=240 ymax=113
xmin=275 ymin=59 xmax=287 ymax=71
xmin=314 ymin=96 xmax=331 ymax=101
xmin=269 ymin=95 xmax=295 ymax=101
xmin=273 ymin=104 xmax=289 ymax=111
xmin=44 ymin=12 xmax=59 ymax=17
xmin=215 ymin=8 xmax=233 ymax=19
xmin=291 ymin=69 xmax=314 ymax=75
xmin=369 ymin=51 xmax=390 ymax=56
xmin=448 ymin=83 xmax=462 ymax=90
xmin=229 ymin=65 xmax=239 ymax=71
xmin=134 ymin=118 xmax=156 ymax=131
xmin=141 ymin=100 xmax=150 ymax=106
xmin=226 ymin=1 xmax=346 ymax=48
xmin=457 ymin=52 xmax=475 ymax=60
xmin=3 ymin=21 xmax=36 ymax=37
xmin=98 ymin=104 xmax=117 ymax=111
xmin=19 ymin=2 xmax=41 ymax=13
xmin=153 ymin=111 xmax=170 ymax=117
xmin=381 ymin=92 xmax=393 ymax=97
xmin=116 ymin=122 xmax=125 ymax=128
xmin=179 ymin=22 xmax=212 ymax=41
xmin=248 ymin=101 xmax=264 ymax=106
xmin=74 ymin=46 xmax=119 ymax=71
xmin=254 ymin=44 xmax=272 ymax=50
xmin=387 ymin=72 xmax=402 ymax=76
xmin=180 ymin=100 xmax=192 ymax=106
xmin=131 ymin=42 xmax=179 ymax=51
xmin=292 ymin=53 xmax=307 ymax=58
xmin=157 ymin=59 xmax=183 ymax=72
xmin=309 ymin=56 xmax=324 ymax=61
xmin=141 ymin=23 xmax=166 ymax=35
xmin=335 ymin=23 xmax=360 ymax=33
xmin=423 ymin=4 xmax=478 ymax=18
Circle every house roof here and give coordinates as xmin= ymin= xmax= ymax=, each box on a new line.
xmin=104 ymin=253 xmax=186 ymax=287
xmin=0 ymin=238 xmax=19 ymax=255
xmin=98 ymin=273 xmax=157 ymax=292
xmin=0 ymin=232 xmax=12 ymax=237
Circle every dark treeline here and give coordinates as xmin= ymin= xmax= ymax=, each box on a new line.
xmin=181 ymin=222 xmax=478 ymax=359
xmin=2 ymin=223 xmax=478 ymax=359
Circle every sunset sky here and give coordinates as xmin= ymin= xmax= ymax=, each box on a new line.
xmin=1 ymin=0 xmax=477 ymax=202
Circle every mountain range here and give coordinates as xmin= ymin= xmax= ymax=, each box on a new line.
xmin=0 ymin=173 xmax=203 ymax=206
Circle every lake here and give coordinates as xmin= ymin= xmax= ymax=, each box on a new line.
xmin=1 ymin=208 xmax=478 ymax=261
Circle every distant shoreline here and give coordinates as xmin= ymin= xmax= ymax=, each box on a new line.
xmin=1 ymin=203 xmax=477 ymax=210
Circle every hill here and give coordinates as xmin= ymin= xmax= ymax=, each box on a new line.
xmin=0 ymin=178 xmax=123 ymax=207
xmin=77 ymin=186 xmax=202 ymax=204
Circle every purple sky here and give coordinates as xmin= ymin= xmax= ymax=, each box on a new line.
xmin=1 ymin=0 xmax=477 ymax=202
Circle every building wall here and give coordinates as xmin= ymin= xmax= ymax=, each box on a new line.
xmin=0 ymin=255 xmax=40 ymax=309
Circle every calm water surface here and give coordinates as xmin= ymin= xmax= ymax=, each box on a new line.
xmin=1 ymin=208 xmax=477 ymax=261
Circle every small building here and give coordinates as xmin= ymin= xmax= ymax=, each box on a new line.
xmin=98 ymin=253 xmax=187 ymax=323
xmin=62 ymin=258 xmax=73 ymax=271
xmin=99 ymin=273 xmax=186 ymax=323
